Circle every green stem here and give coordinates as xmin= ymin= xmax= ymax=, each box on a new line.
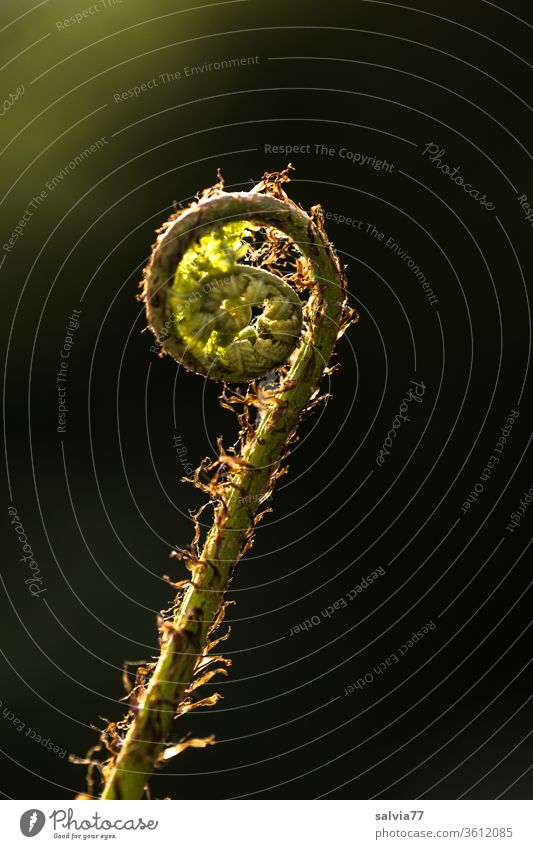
xmin=99 ymin=176 xmax=351 ymax=799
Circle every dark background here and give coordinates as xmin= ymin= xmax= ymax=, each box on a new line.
xmin=1 ymin=0 xmax=532 ymax=800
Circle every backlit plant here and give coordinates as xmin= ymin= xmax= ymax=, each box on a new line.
xmin=77 ymin=168 xmax=356 ymax=799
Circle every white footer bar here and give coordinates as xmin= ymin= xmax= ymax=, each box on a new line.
xmin=5 ymin=799 xmax=533 ymax=848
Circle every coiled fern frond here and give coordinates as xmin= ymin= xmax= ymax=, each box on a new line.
xmin=150 ymin=216 xmax=303 ymax=381
xmin=82 ymin=168 xmax=356 ymax=800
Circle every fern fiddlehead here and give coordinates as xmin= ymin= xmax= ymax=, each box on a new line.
xmin=92 ymin=169 xmax=355 ymax=800
xmin=151 ymin=217 xmax=303 ymax=382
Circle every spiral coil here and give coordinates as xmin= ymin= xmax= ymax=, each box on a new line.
xmin=142 ymin=190 xmax=318 ymax=382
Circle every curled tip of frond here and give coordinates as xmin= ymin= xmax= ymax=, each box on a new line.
xmin=141 ymin=167 xmax=350 ymax=383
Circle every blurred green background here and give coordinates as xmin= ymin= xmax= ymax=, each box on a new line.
xmin=2 ymin=0 xmax=533 ymax=800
